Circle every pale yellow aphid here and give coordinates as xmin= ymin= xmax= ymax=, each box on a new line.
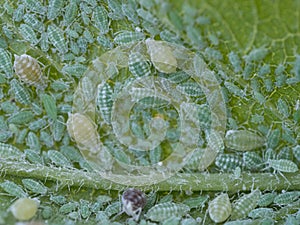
xmin=13 ymin=54 xmax=44 ymax=87
xmin=145 ymin=39 xmax=177 ymax=73
xmin=208 ymin=193 xmax=232 ymax=223
xmin=10 ymin=198 xmax=39 ymax=221
xmin=67 ymin=113 xmax=100 ymax=153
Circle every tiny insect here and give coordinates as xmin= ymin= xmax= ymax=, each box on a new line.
xmin=40 ymin=130 xmax=54 ymax=148
xmin=19 ymin=24 xmax=39 ymax=45
xmin=0 ymin=180 xmax=28 ymax=198
xmin=0 ymin=48 xmax=13 ymax=78
xmin=231 ymin=189 xmax=261 ymax=220
xmin=136 ymin=8 xmax=158 ymax=25
xmin=176 ymin=82 xmax=204 ymax=97
xmin=50 ymin=195 xmax=67 ymax=205
xmin=292 ymin=145 xmax=300 ymax=161
xmin=47 ymin=150 xmax=72 ymax=168
xmin=128 ymin=51 xmax=151 ymax=77
xmin=267 ymin=128 xmax=281 ymax=149
xmin=10 ymin=198 xmax=39 ymax=221
xmin=121 ymin=188 xmax=147 ymax=221
xmin=145 ymin=202 xmax=190 ymax=222
xmin=23 ymin=0 xmax=46 ymax=14
xmin=215 ymin=153 xmax=243 ymax=172
xmin=146 ymin=39 xmax=177 ymax=74
xmin=47 ymin=24 xmax=68 ymax=54
xmin=208 ymin=193 xmax=232 ymax=223
xmin=10 ymin=79 xmax=31 ymax=105
xmin=243 ymin=152 xmax=263 ymax=171
xmin=121 ymin=2 xmax=139 ymax=24
xmin=267 ymin=159 xmax=299 ymax=173
xmin=204 ymin=47 xmax=223 ymax=61
xmin=224 ymin=81 xmax=245 ymax=97
xmin=21 ymin=179 xmax=48 ymax=195
xmin=8 ymin=110 xmax=34 ymax=125
xmin=114 ymin=31 xmax=145 ymax=45
xmin=257 ymin=192 xmax=276 ymax=207
xmin=258 ymin=64 xmax=270 ymax=77
xmin=93 ymin=5 xmax=109 ymax=34
xmin=243 ymin=47 xmax=268 ymax=63
xmin=273 ymin=191 xmax=300 ymax=205
xmin=248 ymin=207 xmax=274 ymax=219
xmin=40 ymin=93 xmax=57 ymax=120
xmin=277 ymin=97 xmax=290 ymax=118
xmin=96 ymin=82 xmax=113 ymax=124
xmin=14 ymin=54 xmax=44 ymax=87
xmin=63 ymin=0 xmax=78 ymax=26
xmin=23 ymin=14 xmax=44 ymax=33
xmin=25 ymin=149 xmax=44 ymax=165
xmin=13 ymin=4 xmax=25 ymax=22
xmin=41 ymin=206 xmax=53 ymax=219
xmin=225 ymin=129 xmax=265 ymax=151
xmin=59 ymin=202 xmax=79 ymax=214
xmin=205 ymin=130 xmax=224 ymax=153
xmin=47 ymin=0 xmax=64 ymax=20
xmin=0 ymin=142 xmax=24 ymax=160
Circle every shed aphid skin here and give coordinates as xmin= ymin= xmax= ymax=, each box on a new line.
xmin=128 ymin=51 xmax=151 ymax=77
xmin=225 ymin=129 xmax=265 ymax=151
xmin=66 ymin=112 xmax=101 ymax=153
xmin=146 ymin=39 xmax=177 ymax=74
xmin=208 ymin=193 xmax=232 ymax=223
xmin=10 ymin=198 xmax=39 ymax=221
xmin=13 ymin=54 xmax=45 ymax=87
xmin=231 ymin=189 xmax=261 ymax=220
xmin=121 ymin=188 xmax=147 ymax=221
xmin=145 ymin=202 xmax=190 ymax=222
xmin=0 ymin=48 xmax=13 ymax=78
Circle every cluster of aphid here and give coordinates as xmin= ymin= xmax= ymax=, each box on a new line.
xmin=0 ymin=0 xmax=300 ymax=224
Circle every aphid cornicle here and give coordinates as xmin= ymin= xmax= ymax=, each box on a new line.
xmin=13 ymin=54 xmax=44 ymax=87
xmin=121 ymin=188 xmax=147 ymax=221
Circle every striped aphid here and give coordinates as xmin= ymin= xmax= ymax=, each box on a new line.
xmin=0 ymin=180 xmax=28 ymax=198
xmin=40 ymin=93 xmax=57 ymax=120
xmin=231 ymin=189 xmax=261 ymax=220
xmin=47 ymin=150 xmax=72 ymax=168
xmin=8 ymin=110 xmax=34 ymax=125
xmin=215 ymin=153 xmax=243 ymax=172
xmin=273 ymin=191 xmax=300 ymax=205
xmin=0 ymin=142 xmax=24 ymax=160
xmin=114 ymin=31 xmax=145 ymax=45
xmin=0 ymin=48 xmax=13 ymax=78
xmin=25 ymin=149 xmax=44 ymax=165
xmin=225 ymin=129 xmax=265 ymax=151
xmin=208 ymin=193 xmax=232 ymax=223
xmin=248 ymin=208 xmax=274 ymax=219
xmin=93 ymin=5 xmax=109 ymax=34
xmin=19 ymin=23 xmax=39 ymax=45
xmin=47 ymin=24 xmax=68 ymax=54
xmin=63 ymin=0 xmax=78 ymax=26
xmin=21 ymin=179 xmax=47 ymax=195
xmin=128 ymin=51 xmax=151 ymax=77
xmin=26 ymin=131 xmax=41 ymax=152
xmin=96 ymin=82 xmax=113 ymax=124
xmin=47 ymin=0 xmax=64 ymax=20
xmin=145 ymin=202 xmax=190 ymax=222
xmin=10 ymin=79 xmax=31 ymax=105
xmin=23 ymin=14 xmax=44 ymax=33
xmin=40 ymin=130 xmax=54 ymax=148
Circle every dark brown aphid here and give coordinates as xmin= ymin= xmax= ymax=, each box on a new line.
xmin=121 ymin=188 xmax=147 ymax=221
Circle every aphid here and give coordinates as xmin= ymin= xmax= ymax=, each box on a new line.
xmin=97 ymin=35 xmax=114 ymax=49
xmin=105 ymin=201 xmax=122 ymax=218
xmin=215 ymin=153 xmax=243 ymax=171
xmin=205 ymin=130 xmax=224 ymax=153
xmin=50 ymin=195 xmax=67 ymax=205
xmin=40 ymin=130 xmax=54 ymax=148
xmin=22 ymin=0 xmax=46 ymax=14
xmin=59 ymin=202 xmax=79 ymax=214
xmin=186 ymin=25 xmax=205 ymax=49
xmin=83 ymin=29 xmax=94 ymax=44
xmin=14 ymin=54 xmax=44 ymax=87
xmin=79 ymin=199 xmax=91 ymax=219
xmin=168 ymin=10 xmax=184 ymax=32
xmin=224 ymin=81 xmax=245 ymax=97
xmin=208 ymin=193 xmax=231 ymax=223
xmin=47 ymin=150 xmax=72 ymax=167
xmin=257 ymin=192 xmax=276 ymax=207
xmin=267 ymin=159 xmax=298 ymax=173
xmin=10 ymin=79 xmax=31 ymax=105
xmin=231 ymin=189 xmax=261 ymax=220
xmin=146 ymin=39 xmax=177 ymax=73
xmin=176 ymin=82 xmax=204 ymax=97
xmin=28 ymin=118 xmax=47 ymax=131
xmin=41 ymin=206 xmax=53 ymax=219
xmin=121 ymin=188 xmax=147 ymax=221
xmin=0 ymin=142 xmax=24 ymax=160
xmin=273 ymin=191 xmax=300 ymax=205
xmin=47 ymin=24 xmax=68 ymax=54
xmin=107 ymin=0 xmax=124 ymax=19
xmin=159 ymin=30 xmax=181 ymax=44
xmin=63 ymin=0 xmax=78 ymax=26
xmin=292 ymin=55 xmax=300 ymax=79
xmin=277 ymin=147 xmax=293 ymax=160
xmin=244 ymin=47 xmax=268 ymax=63
xmin=204 ymin=47 xmax=223 ymax=61
xmin=225 ymin=130 xmax=265 ymax=151
xmin=292 ymin=145 xmax=300 ymax=161
xmin=2 ymin=26 xmax=14 ymax=39
xmin=8 ymin=110 xmax=34 ymax=125
xmin=128 ymin=51 xmax=151 ymax=77
xmin=23 ymin=14 xmax=44 ymax=33
xmin=250 ymin=77 xmax=260 ymax=92
xmin=1 ymin=101 xmax=19 ymax=114
xmin=40 ymin=94 xmax=57 ymax=120
xmin=40 ymin=32 xmax=49 ymax=52
xmin=61 ymin=63 xmax=87 ymax=78
xmin=13 ymin=4 xmax=25 ymax=22
xmin=114 ymin=31 xmax=145 ymax=45
xmin=263 ymin=77 xmax=273 ymax=92
xmin=26 ymin=131 xmax=41 ymax=151
xmin=96 ymin=82 xmax=113 ymax=124
xmin=47 ymin=0 xmax=64 ymax=20
xmin=277 ymin=97 xmax=290 ymax=118
xmin=0 ymin=180 xmax=28 ymax=198
xmin=21 ymin=179 xmax=47 ymax=195
xmin=248 ymin=208 xmax=274 ymax=219
xmin=121 ymin=2 xmax=139 ymax=24
xmin=77 ymin=37 xmax=88 ymax=53
xmin=182 ymin=195 xmax=209 ymax=209
xmin=243 ymin=63 xmax=254 ymax=80
xmin=67 ymin=113 xmax=100 ymax=152
xmin=93 ymin=5 xmax=109 ymax=34
xmin=228 ymin=52 xmax=242 ymax=73
xmin=10 ymin=198 xmax=39 ymax=221
xmin=137 ymin=8 xmax=158 ymax=25
xmin=19 ymin=24 xmax=39 ymax=45
xmin=258 ymin=64 xmax=270 ymax=77
xmin=60 ymin=145 xmax=83 ymax=163
xmin=0 ymin=48 xmax=13 ymax=78
xmin=145 ymin=202 xmax=190 ymax=222
xmin=243 ymin=152 xmax=263 ymax=171
xmin=50 ymin=115 xmax=65 ymax=142
xmin=267 ymin=128 xmax=281 ymax=149
xmin=25 ymin=149 xmax=44 ymax=165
